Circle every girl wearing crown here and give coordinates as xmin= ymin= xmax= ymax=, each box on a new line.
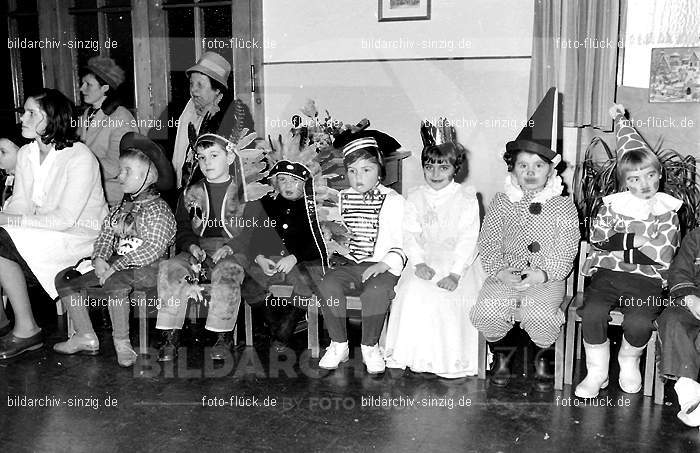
xmin=384 ymin=134 xmax=484 ymax=378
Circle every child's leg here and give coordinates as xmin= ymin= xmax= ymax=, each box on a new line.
xmin=657 ymin=305 xmax=700 ymax=383
xmin=519 ymin=280 xmax=566 ymax=348
xmin=54 ymin=267 xmax=101 ymax=336
xmin=102 ymin=270 xmax=139 ymax=342
xmin=577 ymin=269 xmax=620 ymax=344
xmin=155 ymin=255 xmax=194 ymax=330
xmin=317 ymin=265 xmax=362 ymax=343
xmin=206 ymin=258 xmax=245 ymax=332
xmin=619 ymin=276 xmax=664 ymax=347
xmin=359 ymin=271 xmax=399 ymax=346
xmin=469 ymin=277 xmax=519 ymax=343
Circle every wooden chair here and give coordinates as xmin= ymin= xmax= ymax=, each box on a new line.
xmin=564 ymin=241 xmax=662 ymax=402
xmin=476 ymin=256 xmax=575 ymax=390
xmin=270 ymin=284 xmax=389 ymax=359
xmin=133 ymin=286 xmax=254 ymax=355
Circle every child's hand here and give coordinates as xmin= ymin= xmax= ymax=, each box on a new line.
xmin=212 ymin=245 xmax=233 ymax=264
xmin=437 ymin=273 xmax=460 ymax=292
xmin=414 ymin=263 xmax=436 ymax=280
xmin=362 ymin=262 xmax=390 ymax=283
xmin=255 ymin=255 xmax=277 ymax=276
xmin=496 ymin=266 xmax=523 ymax=288
xmin=633 ymin=235 xmax=652 ymax=247
xmin=189 ymin=244 xmax=206 ymax=262
xmin=275 ymin=255 xmax=297 ymax=274
xmin=609 ymin=104 xmax=625 ymax=119
xmin=99 ymin=267 xmax=115 ymax=286
xmin=684 ymin=295 xmax=700 ymax=320
xmin=517 ymin=269 xmax=547 ymax=289
xmin=93 ymin=258 xmax=110 ymax=279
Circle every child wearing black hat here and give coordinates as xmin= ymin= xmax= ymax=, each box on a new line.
xmin=242 ymin=159 xmax=328 ymax=352
xmin=53 ymin=132 xmax=176 ymax=367
xmin=155 ymin=128 xmax=256 ymax=363
xmin=469 ymin=88 xmax=580 ymax=391
xmin=317 ymin=131 xmax=406 ymax=374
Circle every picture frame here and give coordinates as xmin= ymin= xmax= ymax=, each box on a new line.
xmin=378 ymin=0 xmax=431 ymax=22
xmin=649 ymin=47 xmax=700 ymax=103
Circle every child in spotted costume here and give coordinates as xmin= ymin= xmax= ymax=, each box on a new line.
xmin=470 ymin=88 xmax=580 ymax=391
xmin=574 ymin=104 xmax=682 ymax=399
xmin=53 ymin=133 xmax=176 ymax=367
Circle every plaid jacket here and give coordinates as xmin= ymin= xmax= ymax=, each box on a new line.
xmin=92 ymin=195 xmax=176 ymax=272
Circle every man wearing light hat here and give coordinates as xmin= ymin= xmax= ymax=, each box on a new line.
xmin=172 ymin=51 xmax=232 ymax=190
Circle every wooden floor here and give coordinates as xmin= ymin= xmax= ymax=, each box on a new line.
xmin=1 ymin=308 xmax=699 ymax=453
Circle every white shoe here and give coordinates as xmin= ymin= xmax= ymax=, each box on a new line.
xmin=114 ymin=339 xmax=137 ymax=368
xmin=361 ymin=344 xmax=385 ymax=374
xmin=319 ymin=341 xmax=349 ymax=369
xmin=675 ymin=377 xmax=700 ymax=426
xmin=575 ymin=340 xmax=610 ymax=399
xmin=618 ymin=336 xmax=644 ymax=393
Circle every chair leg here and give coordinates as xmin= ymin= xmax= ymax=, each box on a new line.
xmin=308 ymin=296 xmax=320 ymax=358
xmin=643 ymin=332 xmax=657 ymax=397
xmin=136 ymin=292 xmax=148 ymax=355
xmin=554 ymin=327 xmax=565 ymax=390
xmin=564 ymin=317 xmax=577 ymax=386
xmin=477 ymin=332 xmax=487 ymax=380
xmin=654 ymin=360 xmax=665 ymax=405
xmin=576 ymin=327 xmax=582 ymax=360
xmin=245 ymin=303 xmax=253 ymax=346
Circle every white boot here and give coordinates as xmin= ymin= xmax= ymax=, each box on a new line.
xmin=574 ymin=340 xmax=610 ymax=399
xmin=675 ymin=377 xmax=700 ymax=427
xmin=618 ymin=336 xmax=644 ymax=393
xmin=319 ymin=341 xmax=349 ymax=370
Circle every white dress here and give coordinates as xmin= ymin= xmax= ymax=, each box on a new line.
xmin=384 ymin=182 xmax=485 ymax=378
xmin=2 ymin=141 xmax=108 ymax=298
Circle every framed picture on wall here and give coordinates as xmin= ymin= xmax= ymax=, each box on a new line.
xmin=378 ymin=0 xmax=431 ymax=22
xmin=649 ymin=47 xmax=700 ymax=103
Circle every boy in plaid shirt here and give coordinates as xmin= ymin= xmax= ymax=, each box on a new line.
xmin=53 ymin=133 xmax=175 ymax=367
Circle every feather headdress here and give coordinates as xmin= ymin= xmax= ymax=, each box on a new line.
xmin=190 ymin=99 xmax=272 ymax=201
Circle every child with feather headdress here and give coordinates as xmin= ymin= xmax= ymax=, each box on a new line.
xmin=155 ymin=99 xmax=269 ymax=362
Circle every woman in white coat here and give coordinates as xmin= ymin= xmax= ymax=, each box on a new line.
xmin=0 ymin=89 xmax=108 ymax=359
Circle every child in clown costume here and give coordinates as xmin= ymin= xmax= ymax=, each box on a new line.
xmin=575 ymin=104 xmax=682 ymax=399
xmin=470 ymin=88 xmax=580 ymax=392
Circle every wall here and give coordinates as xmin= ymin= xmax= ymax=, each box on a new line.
xmin=262 ymin=0 xmax=534 ymax=202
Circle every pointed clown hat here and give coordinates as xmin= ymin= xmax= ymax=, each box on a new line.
xmin=610 ymin=105 xmax=653 ymax=158
xmin=191 ymin=99 xmax=272 ymax=201
xmin=506 ymin=87 xmax=561 ymax=166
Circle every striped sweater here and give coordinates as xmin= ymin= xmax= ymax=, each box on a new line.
xmin=339 ymin=183 xmax=407 ymax=275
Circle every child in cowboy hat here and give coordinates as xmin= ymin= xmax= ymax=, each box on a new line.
xmin=53 ymin=132 xmax=176 ymax=367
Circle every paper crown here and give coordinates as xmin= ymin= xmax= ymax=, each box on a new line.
xmin=506 ymin=87 xmax=561 ymax=163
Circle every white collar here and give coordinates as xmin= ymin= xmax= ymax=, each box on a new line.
xmin=503 ymin=173 xmax=563 ymax=203
xmin=603 ymin=191 xmax=682 ymax=219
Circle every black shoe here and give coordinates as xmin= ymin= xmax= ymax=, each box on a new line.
xmin=0 ymin=330 xmax=44 ymax=359
xmin=534 ymin=349 xmax=554 ymax=392
xmin=157 ymin=329 xmax=180 ymax=362
xmin=210 ymin=332 xmax=233 ymax=361
xmin=490 ymin=351 xmax=512 ymax=387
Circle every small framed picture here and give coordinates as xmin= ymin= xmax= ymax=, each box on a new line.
xmin=649 ymin=47 xmax=700 ymax=103
xmin=378 ymin=0 xmax=431 ymax=22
